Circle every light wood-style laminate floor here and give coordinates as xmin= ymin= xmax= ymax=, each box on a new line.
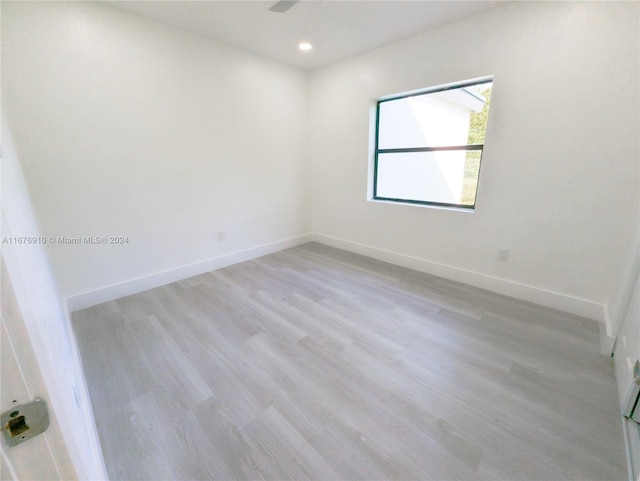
xmin=73 ymin=243 xmax=627 ymax=480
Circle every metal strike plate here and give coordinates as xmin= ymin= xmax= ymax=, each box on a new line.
xmin=1 ymin=398 xmax=50 ymax=447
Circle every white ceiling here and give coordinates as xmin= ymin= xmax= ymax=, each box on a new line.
xmin=105 ymin=1 xmax=505 ymax=70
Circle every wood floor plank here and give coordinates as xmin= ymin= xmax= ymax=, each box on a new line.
xmin=72 ymin=242 xmax=628 ymax=480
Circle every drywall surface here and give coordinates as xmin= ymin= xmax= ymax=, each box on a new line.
xmin=2 ymin=1 xmax=310 ymax=299
xmin=1 ymin=119 xmax=107 ymax=479
xmin=309 ymin=1 xmax=640 ymax=331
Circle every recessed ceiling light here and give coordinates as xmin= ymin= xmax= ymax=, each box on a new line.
xmin=298 ymin=42 xmax=313 ymax=51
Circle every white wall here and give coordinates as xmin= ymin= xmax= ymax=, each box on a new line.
xmin=2 ymin=1 xmax=310 ymax=302
xmin=1 ymin=119 xmax=107 ymax=479
xmin=309 ymin=1 xmax=640 ymax=338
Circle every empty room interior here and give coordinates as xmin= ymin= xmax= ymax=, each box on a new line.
xmin=2 ymin=1 xmax=640 ymax=480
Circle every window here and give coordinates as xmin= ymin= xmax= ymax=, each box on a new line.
xmin=373 ymin=78 xmax=493 ymax=209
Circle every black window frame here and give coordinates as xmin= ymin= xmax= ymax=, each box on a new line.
xmin=373 ymin=78 xmax=493 ymax=210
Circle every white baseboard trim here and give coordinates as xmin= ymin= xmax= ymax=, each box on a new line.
xmin=312 ymin=232 xmax=607 ymax=324
xmin=66 ymin=234 xmax=313 ymax=312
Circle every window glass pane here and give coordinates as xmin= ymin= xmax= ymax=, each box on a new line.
xmin=378 ymin=82 xmax=492 ymax=150
xmin=376 ymin=150 xmax=481 ymax=206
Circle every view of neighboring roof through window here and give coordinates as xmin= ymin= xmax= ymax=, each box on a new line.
xmin=373 ymin=78 xmax=493 ymax=209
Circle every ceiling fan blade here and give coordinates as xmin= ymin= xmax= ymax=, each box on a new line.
xmin=268 ymin=0 xmax=299 ymax=13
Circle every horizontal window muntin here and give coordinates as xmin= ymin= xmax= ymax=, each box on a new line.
xmin=378 ymin=144 xmax=484 ymax=154
xmin=373 ymin=78 xmax=492 ymax=209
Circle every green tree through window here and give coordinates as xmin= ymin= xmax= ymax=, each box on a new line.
xmin=462 ymin=86 xmax=492 ymax=205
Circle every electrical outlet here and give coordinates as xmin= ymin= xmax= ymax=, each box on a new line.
xmin=497 ymin=248 xmax=509 ymax=262
xmin=217 ymin=231 xmax=225 ymax=242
